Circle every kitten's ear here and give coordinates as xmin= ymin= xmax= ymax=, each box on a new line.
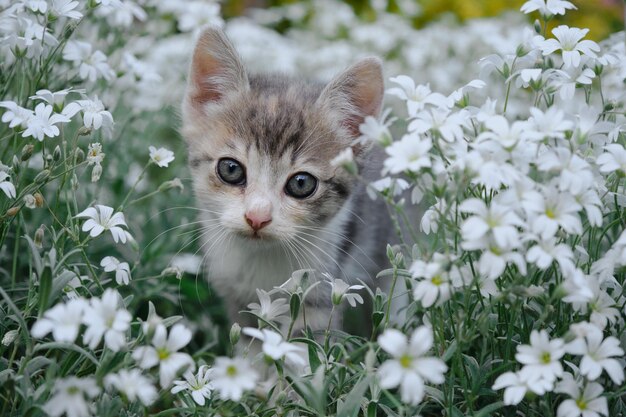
xmin=184 ymin=26 xmax=248 ymax=113
xmin=318 ymin=57 xmax=384 ymax=140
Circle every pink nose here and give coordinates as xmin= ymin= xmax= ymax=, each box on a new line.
xmin=245 ymin=211 xmax=272 ymax=231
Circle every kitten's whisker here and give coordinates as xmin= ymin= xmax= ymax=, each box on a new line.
xmin=291 ymin=234 xmax=346 ymax=278
xmin=293 ymin=230 xmax=372 ymax=278
xmin=291 ymin=224 xmax=376 ymax=266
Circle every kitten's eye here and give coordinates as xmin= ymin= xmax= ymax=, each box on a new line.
xmin=285 ymin=172 xmax=317 ymax=199
xmin=217 ymin=158 xmax=246 ymax=185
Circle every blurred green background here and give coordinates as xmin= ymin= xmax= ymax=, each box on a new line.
xmin=223 ymin=0 xmax=625 ymax=40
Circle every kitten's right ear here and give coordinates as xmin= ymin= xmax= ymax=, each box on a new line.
xmin=184 ymin=26 xmax=248 ymax=114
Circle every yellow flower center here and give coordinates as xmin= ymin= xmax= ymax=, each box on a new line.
xmin=226 ymin=365 xmax=238 ymax=377
xmin=67 ymin=386 xmax=80 ymax=395
xmin=399 ymin=354 xmax=412 ymax=369
xmin=431 ymin=275 xmax=443 ymax=286
xmin=541 ymin=352 xmax=551 ymax=364
xmin=576 ymin=398 xmax=587 ymax=410
xmin=545 ymin=208 xmax=556 ymax=219
xmin=157 ymin=348 xmax=170 ymax=360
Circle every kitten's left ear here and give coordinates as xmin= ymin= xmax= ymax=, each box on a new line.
xmin=317 ymin=57 xmax=384 ymax=143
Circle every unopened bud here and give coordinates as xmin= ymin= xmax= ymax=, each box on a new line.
xmin=34 ymin=225 xmax=44 ymax=248
xmin=158 ymin=178 xmax=184 ymax=192
xmin=34 ymin=169 xmax=50 ymax=183
xmin=21 ymin=144 xmax=34 ymax=161
xmin=33 ymin=192 xmax=44 ymax=207
xmin=74 ymin=148 xmax=85 ymax=164
xmin=533 ymin=19 xmax=542 ymax=34
xmin=229 ymin=322 xmax=241 ymax=346
xmin=53 ymin=145 xmax=62 ymax=162
xmin=71 ymin=174 xmax=79 ymax=191
xmin=12 ymin=155 xmax=19 ymax=175
xmin=161 ymin=266 xmax=182 ymax=279
xmin=77 ymin=126 xmax=92 ymax=136
xmin=5 ymin=206 xmax=19 ymax=217
xmin=91 ymin=164 xmax=102 ymax=182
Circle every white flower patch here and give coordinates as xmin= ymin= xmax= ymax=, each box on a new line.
xmin=75 ymin=205 xmax=131 ymax=244
xmin=105 ymin=369 xmax=157 ymax=406
xmin=100 ymin=256 xmax=131 ymax=285
xmin=209 ymin=356 xmax=258 ymax=402
xmin=377 ymin=326 xmax=447 ymax=405
xmin=31 ymin=298 xmax=87 ymax=343
xmin=82 ymin=288 xmax=132 ymax=352
xmin=149 ymin=146 xmax=175 ymax=168
xmin=242 ymin=327 xmax=307 ymax=366
xmin=327 ymin=277 xmax=364 ymax=307
xmin=44 ymin=376 xmax=100 ymax=417
xmin=538 ymin=26 xmax=600 ymax=69
xmin=171 ymin=366 xmax=213 ymax=406
xmin=133 ymin=323 xmax=195 ymax=388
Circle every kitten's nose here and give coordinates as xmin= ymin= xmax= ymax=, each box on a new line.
xmin=245 ymin=210 xmax=272 ymax=231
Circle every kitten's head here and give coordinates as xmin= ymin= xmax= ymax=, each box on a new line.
xmin=181 ymin=27 xmax=383 ymax=245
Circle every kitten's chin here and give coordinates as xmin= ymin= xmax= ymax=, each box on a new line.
xmin=230 ymin=229 xmax=279 ymax=248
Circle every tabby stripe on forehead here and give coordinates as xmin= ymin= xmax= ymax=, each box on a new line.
xmin=189 ymin=155 xmax=214 ymax=168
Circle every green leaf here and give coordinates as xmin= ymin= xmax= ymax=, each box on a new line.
xmin=336 ymin=375 xmax=370 ymax=417
xmin=38 ymin=266 xmax=53 ymax=316
xmin=475 ymin=401 xmax=505 ymax=417
xmin=23 ymin=235 xmax=43 ymax=277
xmin=34 ymin=342 xmax=99 ymax=366
xmin=442 ymin=339 xmax=457 ymax=362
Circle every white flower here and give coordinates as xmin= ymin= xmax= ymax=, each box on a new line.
xmin=521 ymin=0 xmax=576 ymax=17
xmin=330 ymin=147 xmax=354 ymax=170
xmin=387 ymin=76 xmax=448 ymax=116
xmin=105 ymin=369 xmax=157 ymax=406
xmin=492 ymin=370 xmax=554 ymax=405
xmin=358 ymin=112 xmax=393 ymax=146
xmin=63 ymin=97 xmax=113 ymax=131
xmin=555 ymin=373 xmax=608 ymax=417
xmin=82 ymin=289 xmax=131 ymax=351
xmin=409 ymin=107 xmax=468 ymax=143
xmin=31 ymin=298 xmax=86 ymax=343
xmin=0 ymin=171 xmax=16 ymax=199
xmin=45 ymin=376 xmax=100 ymax=417
xmin=171 ymin=366 xmax=213 ymax=406
xmin=86 ymin=143 xmax=105 ymax=166
xmin=30 ymin=89 xmax=74 ymax=108
xmin=377 ymin=327 xmax=447 ymax=405
xmin=149 ymin=146 xmax=175 ymax=167
xmin=525 ymin=189 xmax=582 ymax=240
xmin=527 ymin=107 xmax=573 ymax=141
xmin=327 ymin=277 xmax=365 ymax=307
xmin=133 ymin=323 xmax=195 ymax=387
xmin=459 ymin=198 xmax=523 ymax=250
xmin=565 ymin=326 xmax=625 ymax=384
xmin=366 ymin=177 xmax=410 ymax=200
xmin=100 ymin=256 xmax=131 ymax=285
xmin=247 ymin=288 xmax=290 ymax=324
xmin=50 ymin=0 xmax=83 ymax=19
xmin=525 ymin=236 xmax=575 ymax=271
xmin=383 ymin=133 xmax=432 ymax=174
xmin=63 ymin=40 xmax=115 ymax=82
xmin=410 ymin=254 xmax=455 ymax=308
xmin=242 ymin=327 xmax=306 ymax=366
xmin=597 ymin=144 xmax=626 ymax=175
xmin=538 ymin=26 xmax=600 ymax=68
xmin=22 ymin=103 xmax=70 ymax=141
xmin=0 ymin=101 xmax=32 ymax=129
xmin=75 ymin=205 xmax=131 ymax=244
xmin=477 ymin=115 xmax=528 ymax=149
xmin=516 ymin=329 xmax=565 ymax=384
xmin=209 ymin=356 xmax=258 ymax=401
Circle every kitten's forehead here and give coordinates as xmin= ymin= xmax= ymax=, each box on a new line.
xmin=220 ymin=76 xmax=344 ymax=165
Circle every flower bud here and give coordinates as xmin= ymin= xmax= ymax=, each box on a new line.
xmin=71 ymin=174 xmax=79 ymax=191
xmin=77 ymin=126 xmax=92 ymax=136
xmin=229 ymin=322 xmax=241 ymax=346
xmin=21 ymin=144 xmax=34 ymax=161
xmin=5 ymin=206 xmax=20 ymax=217
xmin=90 ymin=164 xmax=102 ymax=182
xmin=158 ymin=178 xmax=184 ymax=192
xmin=53 ymin=145 xmax=62 ymax=162
xmin=12 ymin=155 xmax=19 ymax=175
xmin=34 ymin=169 xmax=50 ymax=184
xmin=34 ymin=225 xmax=44 ymax=248
xmin=161 ymin=266 xmax=182 ymax=279
xmin=74 ymin=148 xmax=85 ymax=164
xmin=33 ymin=192 xmax=44 ymax=207
xmin=533 ymin=19 xmax=542 ymax=34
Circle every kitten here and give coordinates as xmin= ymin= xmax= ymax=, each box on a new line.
xmin=181 ymin=27 xmax=398 ymax=332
